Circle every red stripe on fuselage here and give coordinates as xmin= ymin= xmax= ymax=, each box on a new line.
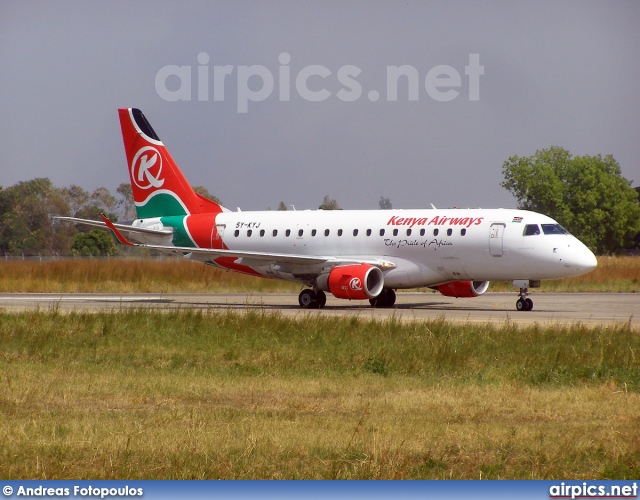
xmin=184 ymin=213 xmax=261 ymax=276
xmin=185 ymin=213 xmax=219 ymax=249
xmin=213 ymin=256 xmax=263 ymax=277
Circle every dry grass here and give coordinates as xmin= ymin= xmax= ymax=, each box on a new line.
xmin=555 ymin=255 xmax=640 ymax=291
xmin=0 ymin=255 xmax=638 ymax=293
xmin=490 ymin=255 xmax=640 ymax=293
xmin=0 ymin=258 xmax=299 ymax=293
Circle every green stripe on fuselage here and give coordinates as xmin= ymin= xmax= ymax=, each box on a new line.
xmin=135 ymin=193 xmax=195 ymax=248
xmin=160 ymin=216 xmax=194 ymax=248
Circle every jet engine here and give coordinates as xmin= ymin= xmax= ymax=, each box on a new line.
xmin=436 ymin=280 xmax=489 ymax=298
xmin=318 ymin=263 xmax=384 ymax=300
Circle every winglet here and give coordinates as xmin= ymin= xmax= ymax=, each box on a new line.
xmin=100 ymin=213 xmax=135 ymax=247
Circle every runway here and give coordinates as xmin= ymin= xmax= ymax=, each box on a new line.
xmin=0 ymin=292 xmax=637 ymax=329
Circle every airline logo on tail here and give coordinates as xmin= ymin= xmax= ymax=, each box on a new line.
xmin=119 ymin=107 xmax=225 ymax=218
xmin=131 ymin=146 xmax=164 ymax=190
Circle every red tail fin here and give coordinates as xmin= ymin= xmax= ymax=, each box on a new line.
xmin=118 ymin=108 xmax=224 ymax=218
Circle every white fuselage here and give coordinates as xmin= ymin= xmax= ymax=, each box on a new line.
xmin=204 ymin=208 xmax=597 ymax=288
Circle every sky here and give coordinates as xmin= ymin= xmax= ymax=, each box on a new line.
xmin=1 ymin=0 xmax=639 ymax=211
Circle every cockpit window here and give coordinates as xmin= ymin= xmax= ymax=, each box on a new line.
xmin=541 ymin=224 xmax=568 ymax=235
xmin=524 ymin=224 xmax=540 ymax=236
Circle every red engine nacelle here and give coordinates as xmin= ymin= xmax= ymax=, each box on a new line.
xmin=437 ymin=280 xmax=489 ymax=298
xmin=320 ymin=263 xmax=384 ymax=300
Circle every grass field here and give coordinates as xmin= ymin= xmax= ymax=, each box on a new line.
xmin=0 ymin=255 xmax=639 ymax=293
xmin=1 ymin=309 xmax=639 ymax=479
xmin=0 ymin=258 xmax=299 ymax=294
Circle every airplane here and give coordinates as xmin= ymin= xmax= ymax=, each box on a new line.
xmin=57 ymin=108 xmax=598 ymax=311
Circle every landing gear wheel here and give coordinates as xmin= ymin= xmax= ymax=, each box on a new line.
xmin=385 ymin=289 xmax=397 ymax=308
xmin=515 ymin=286 xmax=533 ymax=311
xmin=369 ymin=288 xmax=396 ymax=308
xmin=298 ymin=289 xmax=318 ymax=309
xmin=516 ymin=297 xmax=534 ymax=311
xmin=315 ymin=290 xmax=327 ymax=309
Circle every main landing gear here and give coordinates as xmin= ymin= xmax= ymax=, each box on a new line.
xmin=369 ymin=288 xmax=396 ymax=308
xmin=298 ymin=289 xmax=327 ymax=309
xmin=297 ymin=288 xmax=397 ymax=309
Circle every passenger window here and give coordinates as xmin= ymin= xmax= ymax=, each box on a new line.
xmin=447 ymin=228 xmax=452 ymax=236
xmin=366 ymin=229 xmax=372 ymax=236
xmin=286 ymin=229 xmax=291 ymax=237
xmin=461 ymin=228 xmax=466 ymax=236
xmin=407 ymin=228 xmax=412 ymax=236
xmin=298 ymin=229 xmax=303 ymax=237
xmin=433 ymin=229 xmax=439 ymax=236
xmin=379 ymin=229 xmax=385 ymax=236
xmin=234 ymin=230 xmax=239 ymax=237
xmin=247 ymin=229 xmax=252 ymax=237
xmin=260 ymin=229 xmax=265 ymax=237
xmin=420 ymin=229 xmax=425 ymax=236
xmin=353 ymin=229 xmax=358 ymax=236
xmin=524 ymin=224 xmax=540 ymax=236
xmin=324 ymin=229 xmax=330 ymax=237
xmin=338 ymin=229 xmax=343 ymax=236
xmin=273 ymin=229 xmax=278 ymax=237
xmin=312 ymin=229 xmax=317 ymax=236
xmin=393 ymin=229 xmax=398 ymax=236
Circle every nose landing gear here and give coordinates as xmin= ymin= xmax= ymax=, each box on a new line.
xmin=516 ymin=293 xmax=533 ymax=311
xmin=513 ymin=279 xmax=537 ymax=311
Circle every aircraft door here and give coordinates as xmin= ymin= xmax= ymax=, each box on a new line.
xmin=489 ymin=223 xmax=505 ymax=257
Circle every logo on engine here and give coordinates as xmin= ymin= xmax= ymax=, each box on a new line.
xmin=131 ymin=146 xmax=164 ymax=190
xmin=349 ymin=277 xmax=363 ymax=291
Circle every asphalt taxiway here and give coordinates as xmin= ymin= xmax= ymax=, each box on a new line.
xmin=0 ymin=292 xmax=637 ymax=329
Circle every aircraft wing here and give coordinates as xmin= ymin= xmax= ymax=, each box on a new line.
xmin=98 ymin=214 xmax=395 ymax=270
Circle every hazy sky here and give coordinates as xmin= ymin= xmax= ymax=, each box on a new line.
xmin=1 ymin=1 xmax=639 ymax=211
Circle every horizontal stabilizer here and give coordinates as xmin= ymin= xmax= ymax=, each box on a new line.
xmin=54 ymin=216 xmax=173 ymax=236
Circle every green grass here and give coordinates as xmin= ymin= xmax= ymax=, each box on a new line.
xmin=1 ymin=309 xmax=639 ymax=479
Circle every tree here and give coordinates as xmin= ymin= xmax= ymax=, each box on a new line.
xmin=71 ymin=230 xmax=118 ymax=257
xmin=379 ymin=196 xmax=392 ymax=210
xmin=116 ymin=183 xmax=136 ymax=220
xmin=319 ymin=195 xmax=341 ymax=210
xmin=90 ymin=187 xmax=118 ymax=218
xmin=193 ymin=186 xmax=222 ymax=205
xmin=67 ymin=186 xmax=119 ymax=222
xmin=62 ymin=185 xmax=90 ymax=216
xmin=0 ymin=178 xmax=71 ymax=255
xmin=277 ymin=201 xmax=288 ymax=211
xmin=500 ymin=147 xmax=640 ymax=254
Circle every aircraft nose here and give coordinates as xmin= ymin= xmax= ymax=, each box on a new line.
xmin=577 ymin=247 xmax=597 ymax=272
xmin=562 ymin=242 xmax=597 ymax=274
